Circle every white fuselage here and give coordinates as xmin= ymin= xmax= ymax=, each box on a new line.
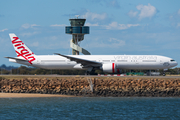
xmin=10 ymin=55 xmax=178 ymax=71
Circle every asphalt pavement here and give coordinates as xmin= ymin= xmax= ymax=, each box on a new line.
xmin=1 ymin=74 xmax=180 ymax=78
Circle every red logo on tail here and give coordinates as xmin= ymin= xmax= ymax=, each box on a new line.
xmin=12 ymin=37 xmax=35 ymax=64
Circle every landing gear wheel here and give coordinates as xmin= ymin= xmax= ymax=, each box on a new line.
xmin=163 ymin=73 xmax=166 ymax=76
xmin=85 ymin=71 xmax=90 ymax=75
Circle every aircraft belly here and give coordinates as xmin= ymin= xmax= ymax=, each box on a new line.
xmin=34 ymin=62 xmax=75 ymax=69
xmin=116 ymin=63 xmax=165 ymax=70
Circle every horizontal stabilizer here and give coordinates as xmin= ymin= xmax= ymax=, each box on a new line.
xmin=4 ymin=57 xmax=29 ymax=62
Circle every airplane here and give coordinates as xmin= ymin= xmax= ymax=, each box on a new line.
xmin=5 ymin=33 xmax=178 ymax=75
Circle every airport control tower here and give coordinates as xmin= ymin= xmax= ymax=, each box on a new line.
xmin=65 ymin=16 xmax=90 ymax=55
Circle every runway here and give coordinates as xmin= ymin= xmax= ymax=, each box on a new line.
xmin=1 ymin=74 xmax=180 ymax=79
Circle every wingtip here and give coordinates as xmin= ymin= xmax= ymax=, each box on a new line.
xmin=54 ymin=53 xmax=61 ymax=55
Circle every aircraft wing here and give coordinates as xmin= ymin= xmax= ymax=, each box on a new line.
xmin=4 ymin=57 xmax=28 ymax=62
xmin=54 ymin=53 xmax=102 ymax=68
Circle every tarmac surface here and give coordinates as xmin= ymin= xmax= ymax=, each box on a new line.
xmin=1 ymin=74 xmax=180 ymax=78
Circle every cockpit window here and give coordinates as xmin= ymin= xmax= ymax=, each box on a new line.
xmin=170 ymin=59 xmax=175 ymax=62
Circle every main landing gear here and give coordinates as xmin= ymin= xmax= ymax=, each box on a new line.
xmin=85 ymin=67 xmax=93 ymax=75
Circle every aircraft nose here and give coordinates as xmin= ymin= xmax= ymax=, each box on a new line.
xmin=175 ymin=61 xmax=178 ymax=66
xmin=172 ymin=61 xmax=178 ymax=67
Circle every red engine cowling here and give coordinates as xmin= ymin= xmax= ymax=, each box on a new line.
xmin=102 ymin=63 xmax=120 ymax=73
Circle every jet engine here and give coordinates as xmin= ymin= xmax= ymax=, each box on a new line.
xmin=102 ymin=63 xmax=120 ymax=73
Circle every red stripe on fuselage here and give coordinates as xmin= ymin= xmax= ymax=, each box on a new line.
xmin=112 ymin=63 xmax=115 ymax=73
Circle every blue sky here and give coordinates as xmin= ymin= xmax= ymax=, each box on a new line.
xmin=0 ymin=0 xmax=180 ymax=67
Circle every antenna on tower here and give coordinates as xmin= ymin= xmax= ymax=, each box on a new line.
xmin=75 ymin=15 xmax=79 ymax=19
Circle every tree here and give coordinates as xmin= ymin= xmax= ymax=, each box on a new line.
xmin=1 ymin=64 xmax=6 ymax=68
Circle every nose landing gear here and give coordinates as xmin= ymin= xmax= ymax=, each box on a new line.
xmin=162 ymin=72 xmax=166 ymax=76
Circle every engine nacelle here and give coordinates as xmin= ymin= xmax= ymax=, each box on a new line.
xmin=102 ymin=63 xmax=120 ymax=73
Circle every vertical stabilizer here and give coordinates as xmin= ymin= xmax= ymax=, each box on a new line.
xmin=9 ymin=33 xmax=36 ymax=64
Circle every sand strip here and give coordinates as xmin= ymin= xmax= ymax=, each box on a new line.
xmin=0 ymin=93 xmax=74 ymax=98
